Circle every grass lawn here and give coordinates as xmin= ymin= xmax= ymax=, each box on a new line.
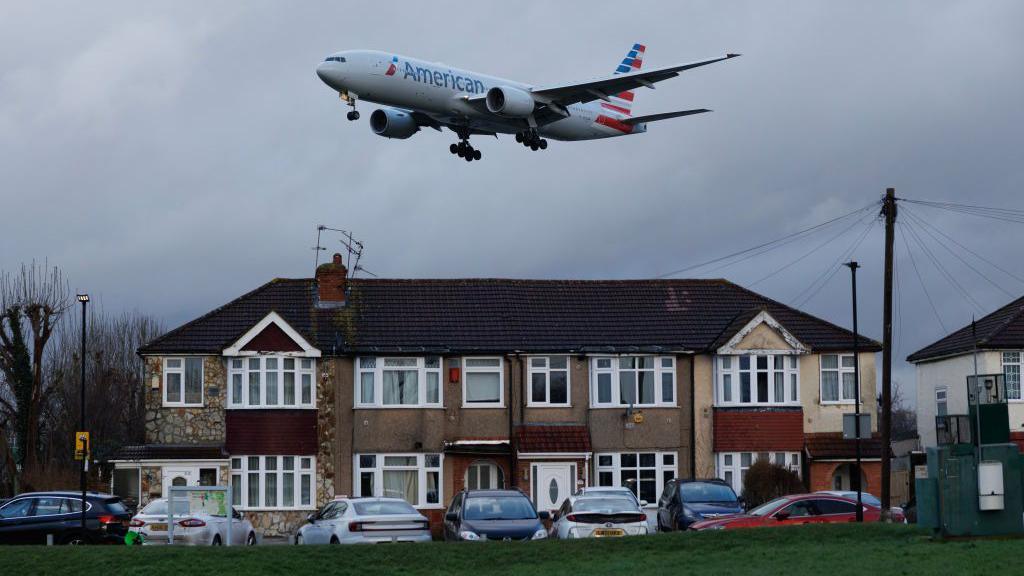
xmin=4 ymin=524 xmax=1023 ymax=575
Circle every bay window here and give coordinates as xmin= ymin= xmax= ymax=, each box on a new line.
xmin=820 ymin=354 xmax=857 ymax=403
xmin=228 ymin=356 xmax=315 ymax=408
xmin=590 ymin=356 xmax=676 ymax=407
xmin=716 ymin=451 xmax=801 ymax=495
xmin=231 ymin=455 xmax=315 ymax=510
xmin=354 ymin=453 xmax=442 ymax=507
xmin=356 ymin=357 xmax=442 ymax=407
xmin=528 ymin=356 xmax=570 ymax=406
xmin=594 ymin=452 xmax=677 ymax=505
xmin=1003 ymin=352 xmax=1021 ymax=400
xmin=717 ymin=354 xmax=799 ymax=406
xmin=463 ymin=357 xmax=503 ymax=407
xmin=163 ymin=357 xmax=204 ymax=407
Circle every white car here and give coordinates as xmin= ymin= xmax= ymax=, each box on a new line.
xmin=573 ymin=486 xmax=648 ymax=507
xmin=295 ymin=497 xmax=432 ymax=544
xmin=551 ymin=494 xmax=649 ymax=539
xmin=129 ymin=498 xmax=257 ymax=545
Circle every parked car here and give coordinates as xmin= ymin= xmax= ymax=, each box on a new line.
xmin=0 ymin=491 xmax=131 ymax=545
xmin=128 ymin=498 xmax=256 ymax=545
xmin=689 ymin=493 xmax=881 ymax=531
xmin=816 ymin=490 xmax=906 ymax=523
xmin=295 ymin=497 xmax=431 ymax=544
xmin=657 ymin=478 xmax=743 ymax=532
xmin=443 ymin=489 xmax=550 ymax=542
xmin=551 ymin=494 xmax=648 ymax=539
xmin=573 ymin=486 xmax=647 ymax=507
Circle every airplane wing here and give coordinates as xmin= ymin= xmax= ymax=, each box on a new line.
xmin=532 ymin=54 xmax=739 ymax=107
xmin=621 ymin=108 xmax=711 ymax=125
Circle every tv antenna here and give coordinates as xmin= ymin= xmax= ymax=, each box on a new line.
xmin=313 ymin=225 xmax=374 ymax=278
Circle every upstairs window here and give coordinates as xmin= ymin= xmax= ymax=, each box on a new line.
xmin=1003 ymin=352 xmax=1021 ymax=400
xmin=356 ymin=357 xmax=442 ymax=408
xmin=717 ymin=355 xmax=799 ymax=406
xmin=590 ymin=356 xmax=676 ymax=407
xmin=935 ymin=387 xmax=948 ymax=417
xmin=164 ymin=358 xmax=204 ymax=407
xmin=463 ymin=357 xmax=503 ymax=407
xmin=228 ymin=356 xmax=315 ymax=409
xmin=528 ymin=356 xmax=570 ymax=406
xmin=821 ymin=354 xmax=857 ymax=404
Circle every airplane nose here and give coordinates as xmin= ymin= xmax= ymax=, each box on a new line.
xmin=316 ymin=62 xmax=344 ymax=89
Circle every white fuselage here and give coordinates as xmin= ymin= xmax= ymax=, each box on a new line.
xmin=315 ymin=50 xmax=646 ymax=141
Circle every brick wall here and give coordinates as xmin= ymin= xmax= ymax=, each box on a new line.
xmin=807 ymin=461 xmax=882 ymax=493
xmin=713 ymin=408 xmax=804 ymax=452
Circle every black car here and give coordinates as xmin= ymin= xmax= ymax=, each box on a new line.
xmin=443 ymin=489 xmax=550 ymax=542
xmin=0 ymin=491 xmax=132 ymax=545
xmin=657 ymin=479 xmax=743 ymax=531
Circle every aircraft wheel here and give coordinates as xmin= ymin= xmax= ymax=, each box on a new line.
xmin=464 ymin=153 xmax=473 ymax=162
xmin=515 ymin=133 xmax=524 ymax=143
xmin=539 ymin=139 xmax=548 ymax=150
xmin=530 ymin=143 xmax=539 ymax=151
xmin=450 ymin=143 xmax=459 ymax=155
xmin=473 ymin=149 xmax=482 ymax=161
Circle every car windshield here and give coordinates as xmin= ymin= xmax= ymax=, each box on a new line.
xmin=463 ymin=496 xmax=537 ymax=520
xmin=748 ymin=496 xmax=791 ymax=516
xmin=354 ymin=500 xmax=417 ymax=516
xmin=104 ymin=500 xmax=128 ymax=515
xmin=573 ymin=498 xmax=638 ymax=513
xmin=679 ymin=482 xmax=738 ymax=503
xmin=141 ymin=500 xmax=190 ymax=516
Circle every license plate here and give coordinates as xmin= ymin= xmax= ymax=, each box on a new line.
xmin=593 ymin=528 xmax=625 ymax=537
xmin=149 ymin=523 xmax=167 ymax=532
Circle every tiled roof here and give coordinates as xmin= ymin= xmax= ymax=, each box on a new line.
xmin=907 ymin=295 xmax=1024 ymax=363
xmin=804 ymin=432 xmax=883 ymax=460
xmin=516 ymin=424 xmax=591 ymax=453
xmin=140 ymin=278 xmax=881 ymax=356
xmin=713 ymin=408 xmax=804 ymax=452
xmin=110 ymin=444 xmax=227 ymax=461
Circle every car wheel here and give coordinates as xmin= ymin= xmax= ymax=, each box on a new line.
xmin=330 ymin=536 xmax=340 ymax=545
xmin=61 ymin=532 xmax=91 ymax=545
xmin=212 ymin=535 xmax=222 ymax=546
xmin=296 ymin=534 xmax=304 ymax=545
xmin=247 ymin=532 xmax=257 ymax=546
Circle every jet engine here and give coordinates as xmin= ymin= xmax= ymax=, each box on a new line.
xmin=485 ymin=86 xmax=536 ymax=118
xmin=369 ymin=108 xmax=419 ymax=139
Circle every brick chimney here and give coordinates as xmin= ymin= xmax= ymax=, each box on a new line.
xmin=316 ymin=253 xmax=348 ymax=307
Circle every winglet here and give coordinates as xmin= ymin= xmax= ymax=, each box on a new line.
xmin=726 ymin=53 xmax=741 ymax=58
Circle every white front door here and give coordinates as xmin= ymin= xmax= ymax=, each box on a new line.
xmin=162 ymin=467 xmax=199 ymax=498
xmin=532 ymin=463 xmax=575 ymax=514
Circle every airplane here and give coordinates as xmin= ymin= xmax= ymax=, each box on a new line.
xmin=315 ymin=44 xmax=739 ymax=162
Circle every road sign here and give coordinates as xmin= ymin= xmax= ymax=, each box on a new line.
xmin=74 ymin=431 xmax=90 ymax=461
xmin=843 ymin=413 xmax=872 ymax=440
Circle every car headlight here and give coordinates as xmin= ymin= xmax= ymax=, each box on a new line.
xmin=459 ymin=530 xmax=481 ymax=541
xmin=531 ymin=528 xmax=548 ymax=540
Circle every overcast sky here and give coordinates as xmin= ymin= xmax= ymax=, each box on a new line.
xmin=3 ymin=1 xmax=1024 ymax=405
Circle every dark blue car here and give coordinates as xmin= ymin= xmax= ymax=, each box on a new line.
xmin=656 ymin=479 xmax=743 ymax=531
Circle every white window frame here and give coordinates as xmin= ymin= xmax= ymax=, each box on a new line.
xmin=526 ymin=356 xmax=571 ymax=407
xmin=162 ymin=357 xmax=204 ymax=407
xmin=464 ymin=460 xmax=505 ymax=490
xmin=593 ymin=452 xmax=677 ymax=507
xmin=353 ymin=453 xmax=443 ymax=508
xmin=228 ymin=356 xmax=316 ymax=409
xmin=462 ymin=357 xmax=504 ymax=408
xmin=820 ymin=353 xmax=858 ymax=404
xmin=589 ymin=356 xmax=676 ymax=408
xmin=716 ymin=354 xmax=800 ymax=407
xmin=355 ymin=357 xmax=443 ymax=408
xmin=230 ymin=455 xmax=316 ymax=511
xmin=935 ymin=386 xmax=948 ymax=417
xmin=716 ymin=451 xmax=801 ymax=495
xmin=1003 ymin=351 xmax=1022 ymax=401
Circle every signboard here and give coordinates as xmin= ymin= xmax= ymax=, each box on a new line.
xmin=74 ymin=431 xmax=90 ymax=461
xmin=189 ymin=490 xmax=227 ymax=516
xmin=842 ymin=413 xmax=872 ymax=440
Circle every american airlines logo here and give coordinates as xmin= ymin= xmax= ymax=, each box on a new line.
xmin=385 ymin=56 xmax=397 ymax=76
xmin=399 ymin=60 xmax=486 ymax=94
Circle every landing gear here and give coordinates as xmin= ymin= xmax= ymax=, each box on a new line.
xmin=346 ymin=110 xmax=360 ymax=121
xmin=340 ymin=91 xmax=359 ymax=121
xmin=517 ymin=129 xmax=547 ymax=151
xmin=450 ymin=128 xmax=482 ymax=162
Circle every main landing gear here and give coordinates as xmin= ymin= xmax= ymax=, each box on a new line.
xmin=340 ymin=91 xmax=359 ymax=121
xmin=449 ymin=128 xmax=482 ymax=162
xmin=516 ymin=130 xmax=548 ymax=151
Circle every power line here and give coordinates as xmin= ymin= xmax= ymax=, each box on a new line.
xmin=901 ymin=216 xmax=986 ymax=314
xmin=897 ymin=222 xmax=947 ymax=333
xmin=901 ymin=198 xmax=1024 ymax=225
xmin=790 ymin=216 xmax=877 ymax=309
xmin=655 ymin=200 xmax=880 ymax=278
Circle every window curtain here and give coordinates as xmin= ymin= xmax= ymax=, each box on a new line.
xmin=383 ymin=470 xmax=418 ymax=505
xmin=383 ymin=370 xmax=418 ymax=404
xmin=466 ymin=373 xmax=500 ymax=402
xmin=184 ymin=358 xmax=203 ymax=404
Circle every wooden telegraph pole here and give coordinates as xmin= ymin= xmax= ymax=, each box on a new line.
xmin=880 ymin=188 xmax=897 ymax=520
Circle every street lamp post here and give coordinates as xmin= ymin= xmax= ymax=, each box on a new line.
xmin=844 ymin=262 xmax=864 ymax=523
xmin=77 ymin=294 xmax=89 ymax=533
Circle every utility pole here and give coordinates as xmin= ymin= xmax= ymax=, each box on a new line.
xmin=845 ymin=261 xmax=864 ymax=523
xmin=880 ymin=188 xmax=896 ymax=521
xmin=77 ymin=294 xmax=89 ymax=533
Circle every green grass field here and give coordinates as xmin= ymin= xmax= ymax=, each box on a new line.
xmin=4 ymin=524 xmax=1023 ymax=575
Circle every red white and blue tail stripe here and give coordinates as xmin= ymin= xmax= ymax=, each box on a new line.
xmin=603 ymin=43 xmax=645 ymax=117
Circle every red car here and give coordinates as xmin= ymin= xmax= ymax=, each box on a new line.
xmin=689 ymin=493 xmax=880 ymax=531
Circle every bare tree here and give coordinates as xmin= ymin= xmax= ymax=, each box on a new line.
xmin=0 ymin=261 xmax=70 ymax=491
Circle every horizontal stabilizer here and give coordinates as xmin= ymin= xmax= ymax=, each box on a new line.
xmin=621 ymin=108 xmax=710 ymax=125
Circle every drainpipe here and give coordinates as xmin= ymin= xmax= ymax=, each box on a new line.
xmin=508 ymin=354 xmax=521 ymax=488
xmin=689 ymin=355 xmax=697 ymax=478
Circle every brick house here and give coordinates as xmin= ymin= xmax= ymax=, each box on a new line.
xmin=110 ymin=255 xmax=880 ymax=535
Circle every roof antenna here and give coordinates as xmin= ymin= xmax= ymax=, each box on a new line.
xmin=313 ymin=225 xmax=327 ymax=268
xmin=314 ymin=225 xmax=368 ymax=278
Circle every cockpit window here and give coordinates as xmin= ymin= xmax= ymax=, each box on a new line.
xmin=325 ymin=56 xmax=346 ymax=63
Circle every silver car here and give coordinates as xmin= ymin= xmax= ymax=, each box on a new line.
xmin=551 ymin=494 xmax=650 ymax=539
xmin=295 ymin=497 xmax=431 ymax=544
xmin=129 ymin=498 xmax=257 ymax=545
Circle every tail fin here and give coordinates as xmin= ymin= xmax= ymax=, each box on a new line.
xmin=606 ymin=43 xmax=645 ymax=117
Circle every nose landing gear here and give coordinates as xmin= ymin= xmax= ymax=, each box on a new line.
xmin=516 ymin=130 xmax=547 ymax=151
xmin=340 ymin=91 xmax=359 ymax=121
